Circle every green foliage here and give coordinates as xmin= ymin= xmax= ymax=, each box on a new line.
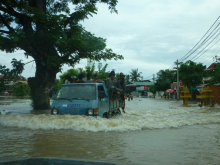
xmin=59 ymin=62 xmax=114 ymax=85
xmin=0 ymin=79 xmax=5 ymax=93
xmin=179 ymin=60 xmax=206 ymax=88
xmin=0 ymin=0 xmax=123 ymax=109
xmin=125 ymin=74 xmax=131 ymax=84
xmin=154 ymin=69 xmax=176 ymax=91
xmin=85 ymin=63 xmax=95 ymax=74
xmin=0 ymin=0 xmax=123 ymax=73
xmin=208 ymin=64 xmax=220 ymax=85
xmin=13 ymin=83 xmax=26 ymax=96
xmin=0 ymin=58 xmax=24 ymax=80
xmin=13 ymin=82 xmax=30 ymax=96
xmin=51 ymin=79 xmax=60 ymax=95
xmin=148 ymin=85 xmax=157 ymax=94
xmin=130 ymin=68 xmax=143 ymax=82
xmin=95 ymin=63 xmax=109 ymax=80
xmin=59 ymin=68 xmax=80 ymax=86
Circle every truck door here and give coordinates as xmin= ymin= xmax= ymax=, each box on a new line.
xmin=98 ymin=84 xmax=109 ymax=116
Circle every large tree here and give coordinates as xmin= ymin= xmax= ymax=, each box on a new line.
xmin=154 ymin=69 xmax=176 ymax=92
xmin=179 ymin=60 xmax=206 ymax=88
xmin=0 ymin=0 xmax=123 ymax=109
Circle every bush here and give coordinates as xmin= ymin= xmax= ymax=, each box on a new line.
xmin=13 ymin=83 xmax=26 ymax=96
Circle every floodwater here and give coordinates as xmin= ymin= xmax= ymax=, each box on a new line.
xmin=0 ymin=96 xmax=220 ymax=165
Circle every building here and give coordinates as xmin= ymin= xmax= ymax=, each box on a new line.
xmin=203 ymin=63 xmax=219 ymax=84
xmin=0 ymin=75 xmax=27 ymax=95
xmin=127 ymin=81 xmax=154 ymax=97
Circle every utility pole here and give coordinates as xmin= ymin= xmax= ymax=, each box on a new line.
xmin=153 ymin=74 xmax=155 ymax=84
xmin=175 ymin=59 xmax=180 ymax=101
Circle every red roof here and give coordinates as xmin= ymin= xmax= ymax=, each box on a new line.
xmin=205 ymin=63 xmax=219 ymax=71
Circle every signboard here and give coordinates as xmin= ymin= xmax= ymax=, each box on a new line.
xmin=179 ymin=80 xmax=184 ymax=87
xmin=171 ymin=83 xmax=177 ymax=90
xmin=171 ymin=80 xmax=184 ymax=89
xmin=144 ymin=86 xmax=148 ymax=90
xmin=136 ymin=86 xmax=144 ymax=91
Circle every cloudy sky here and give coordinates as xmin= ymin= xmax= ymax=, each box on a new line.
xmin=1 ymin=0 xmax=220 ymax=80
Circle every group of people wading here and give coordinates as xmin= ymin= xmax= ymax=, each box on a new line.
xmin=64 ymin=71 xmax=127 ymax=113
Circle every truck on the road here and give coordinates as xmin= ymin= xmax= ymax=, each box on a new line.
xmin=50 ymin=81 xmax=124 ymax=118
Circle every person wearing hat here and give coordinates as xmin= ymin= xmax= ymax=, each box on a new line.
xmin=118 ymin=72 xmax=126 ymax=113
xmin=108 ymin=71 xmax=122 ymax=101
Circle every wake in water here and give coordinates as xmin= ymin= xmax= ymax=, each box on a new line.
xmin=1 ymin=98 xmax=220 ymax=132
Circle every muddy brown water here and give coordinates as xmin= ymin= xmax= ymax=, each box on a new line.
xmin=0 ymin=96 xmax=220 ymax=164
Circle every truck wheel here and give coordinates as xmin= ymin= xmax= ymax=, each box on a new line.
xmin=103 ymin=112 xmax=108 ymax=118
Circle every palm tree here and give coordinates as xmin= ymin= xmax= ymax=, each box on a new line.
xmin=125 ymin=74 xmax=131 ymax=84
xmin=85 ymin=63 xmax=95 ymax=74
xmin=130 ymin=68 xmax=143 ymax=82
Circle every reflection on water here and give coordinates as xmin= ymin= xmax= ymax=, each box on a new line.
xmin=0 ymin=97 xmax=220 ymax=164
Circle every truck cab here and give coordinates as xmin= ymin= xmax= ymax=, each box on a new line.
xmin=51 ymin=81 xmax=122 ymax=118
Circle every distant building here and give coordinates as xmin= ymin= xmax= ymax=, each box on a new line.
xmin=203 ymin=63 xmax=219 ymax=84
xmin=128 ymin=81 xmax=154 ymax=97
xmin=0 ymin=75 xmax=27 ymax=95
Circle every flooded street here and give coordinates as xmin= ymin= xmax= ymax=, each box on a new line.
xmin=0 ymin=96 xmax=220 ymax=164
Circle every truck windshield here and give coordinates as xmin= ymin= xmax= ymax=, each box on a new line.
xmin=55 ymin=84 xmax=96 ymax=100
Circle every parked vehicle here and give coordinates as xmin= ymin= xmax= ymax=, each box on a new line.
xmin=50 ymin=81 xmax=124 ymax=118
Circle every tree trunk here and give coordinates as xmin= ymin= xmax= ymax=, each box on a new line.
xmin=28 ymin=59 xmax=56 ymax=110
xmin=28 ymin=77 xmax=50 ymax=110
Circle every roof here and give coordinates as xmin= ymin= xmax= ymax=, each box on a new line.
xmin=130 ymin=81 xmax=154 ymax=86
xmin=126 ymin=84 xmax=136 ymax=87
xmin=17 ymin=81 xmax=28 ymax=84
xmin=205 ymin=63 xmax=219 ymax=71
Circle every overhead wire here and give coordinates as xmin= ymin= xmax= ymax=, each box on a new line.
xmin=190 ymin=29 xmax=220 ymax=61
xmin=200 ymin=45 xmax=220 ymax=64
xmin=167 ymin=16 xmax=220 ymax=72
xmin=179 ymin=16 xmax=220 ymax=62
xmin=192 ymin=35 xmax=220 ymax=62
xmin=181 ymin=22 xmax=220 ymax=62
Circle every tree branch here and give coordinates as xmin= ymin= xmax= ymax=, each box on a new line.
xmin=0 ymin=2 xmax=23 ymax=18
xmin=0 ymin=3 xmax=32 ymax=32
xmin=0 ymin=13 xmax=14 ymax=32
xmin=0 ymin=29 xmax=10 ymax=34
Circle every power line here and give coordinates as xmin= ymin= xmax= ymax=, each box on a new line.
xmin=182 ymin=21 xmax=220 ymax=62
xmin=200 ymin=46 xmax=220 ymax=64
xmin=192 ymin=35 xmax=220 ymax=61
xmin=179 ymin=16 xmax=220 ymax=62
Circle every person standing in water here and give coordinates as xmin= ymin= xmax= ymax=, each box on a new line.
xmin=130 ymin=93 xmax=133 ymax=101
xmin=118 ymin=72 xmax=126 ymax=113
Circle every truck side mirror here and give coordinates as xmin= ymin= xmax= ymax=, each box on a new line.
xmin=100 ymin=91 xmax=105 ymax=98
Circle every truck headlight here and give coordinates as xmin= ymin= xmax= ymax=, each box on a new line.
xmin=87 ymin=109 xmax=93 ymax=115
xmin=52 ymin=109 xmax=58 ymax=115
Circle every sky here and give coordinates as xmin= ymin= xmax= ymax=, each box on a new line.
xmin=1 ymin=0 xmax=220 ymax=81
